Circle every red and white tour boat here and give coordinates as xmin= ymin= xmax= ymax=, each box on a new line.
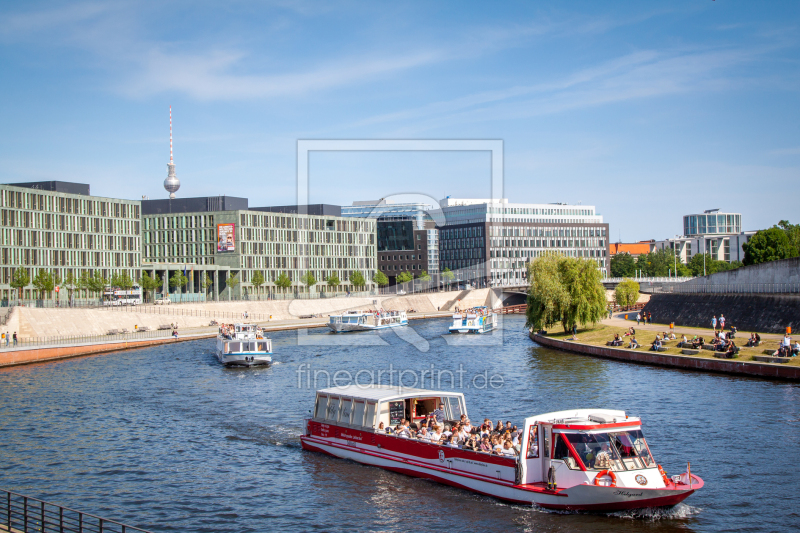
xmin=300 ymin=385 xmax=703 ymax=512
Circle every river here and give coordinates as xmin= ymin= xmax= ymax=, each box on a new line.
xmin=0 ymin=315 xmax=798 ymax=532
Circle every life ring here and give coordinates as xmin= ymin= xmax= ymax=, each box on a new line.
xmin=658 ymin=464 xmax=669 ymax=485
xmin=593 ymin=469 xmax=617 ymax=487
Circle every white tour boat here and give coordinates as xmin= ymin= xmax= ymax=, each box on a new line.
xmin=327 ymin=310 xmax=408 ymax=333
xmin=300 ymin=385 xmax=703 ymax=512
xmin=216 ymin=323 xmax=272 ymax=367
xmin=449 ymin=306 xmax=497 ymax=334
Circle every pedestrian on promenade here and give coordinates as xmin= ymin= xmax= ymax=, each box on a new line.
xmin=608 ymin=306 xmax=612 ymax=319
xmin=647 ymin=312 xmax=652 ymax=324
xmin=13 ymin=332 xmax=17 ymax=346
xmin=4 ymin=332 xmax=8 ymax=347
xmin=720 ymin=314 xmax=726 ymax=331
xmin=636 ymin=313 xmax=641 ymax=325
xmin=712 ymin=315 xmax=717 ymax=332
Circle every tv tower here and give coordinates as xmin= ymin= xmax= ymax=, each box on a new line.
xmin=163 ymin=105 xmax=180 ymax=199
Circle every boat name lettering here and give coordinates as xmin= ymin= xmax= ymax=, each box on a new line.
xmin=613 ymin=490 xmax=644 ymax=497
xmin=453 ymin=457 xmax=488 ymax=468
xmin=340 ymin=432 xmax=362 ymax=441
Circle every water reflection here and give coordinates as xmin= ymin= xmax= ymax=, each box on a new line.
xmin=0 ymin=316 xmax=797 ymax=531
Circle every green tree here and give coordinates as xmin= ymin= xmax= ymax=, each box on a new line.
xmin=32 ymin=270 xmax=55 ymax=299
xmin=350 ymin=270 xmax=366 ymax=289
xmin=373 ymin=271 xmax=389 ymax=287
xmin=635 ymin=248 xmax=690 ymax=277
xmin=200 ymin=272 xmax=212 ymax=299
xmin=10 ymin=268 xmax=30 ymax=300
xmin=610 ymin=252 xmax=636 ymax=278
xmin=778 ymin=220 xmax=800 ymax=252
xmin=396 ymin=271 xmax=413 ymax=284
xmin=110 ymin=272 xmax=134 ymax=290
xmin=418 ymin=270 xmax=431 ymax=282
xmin=525 ymin=255 xmax=606 ymax=333
xmin=140 ymin=271 xmax=161 ymax=302
xmin=77 ymin=271 xmax=91 ymax=299
xmin=275 ymin=272 xmax=292 ymax=294
xmin=300 ymin=271 xmax=317 ymax=289
xmin=326 ymin=273 xmax=340 ymax=290
xmin=614 ymin=279 xmax=640 ymax=308
xmin=441 ymin=267 xmax=455 ymax=284
xmin=225 ymin=273 xmax=239 ymax=300
xmin=87 ymin=272 xmax=107 ymax=298
xmin=169 ymin=270 xmax=188 ymax=295
xmin=63 ymin=271 xmax=78 ymax=303
xmin=742 ymin=227 xmax=799 ymax=266
xmin=251 ymin=270 xmax=266 ymax=296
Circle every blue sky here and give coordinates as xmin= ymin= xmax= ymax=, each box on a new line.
xmin=0 ymin=1 xmax=798 ymax=241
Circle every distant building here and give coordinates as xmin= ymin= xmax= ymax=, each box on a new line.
xmin=652 ymin=209 xmax=754 ymax=264
xmin=438 ymin=198 xmax=609 ymax=286
xmin=0 ymin=181 xmax=141 ymax=302
xmin=609 ymin=241 xmax=653 ymax=258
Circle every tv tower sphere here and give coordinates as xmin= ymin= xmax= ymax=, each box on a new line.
xmin=164 ymin=106 xmax=180 ymax=199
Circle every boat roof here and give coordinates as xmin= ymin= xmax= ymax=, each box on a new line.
xmin=316 ymin=384 xmax=464 ymax=402
xmin=525 ymin=409 xmax=640 ymax=429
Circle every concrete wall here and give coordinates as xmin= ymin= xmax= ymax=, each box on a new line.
xmin=642 ymin=293 xmax=800 ymax=333
xmin=4 ymin=289 xmax=502 ymax=339
xmin=682 ymin=257 xmax=800 ymax=287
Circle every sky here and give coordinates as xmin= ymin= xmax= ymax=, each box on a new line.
xmin=0 ymin=1 xmax=798 ymax=241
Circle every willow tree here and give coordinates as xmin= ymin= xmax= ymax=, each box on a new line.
xmin=614 ymin=278 xmax=640 ymax=308
xmin=526 ymin=254 xmax=606 ymax=333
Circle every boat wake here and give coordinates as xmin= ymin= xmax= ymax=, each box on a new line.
xmin=525 ymin=502 xmax=700 ymax=520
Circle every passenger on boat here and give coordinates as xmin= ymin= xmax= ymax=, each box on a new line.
xmin=416 ymin=428 xmax=429 ymax=441
xmin=376 ymin=422 xmax=387 ymax=434
xmin=492 ymin=436 xmax=504 ymax=454
xmin=447 ymin=435 xmax=460 ymax=448
xmin=429 ymin=425 xmax=442 ymax=442
xmin=432 ymin=403 xmax=446 ymax=427
xmin=479 ymin=436 xmax=492 ymax=453
xmin=462 ymin=417 xmax=473 ymax=433
xmin=463 ymin=435 xmax=479 ymax=451
xmin=501 ymin=441 xmax=517 ymax=457
xmin=595 ymin=444 xmax=613 ymax=469
xmin=495 ymin=421 xmax=504 ymax=433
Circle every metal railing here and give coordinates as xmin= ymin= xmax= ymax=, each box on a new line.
xmin=1 ymin=489 xmax=153 ymax=533
xmin=651 ymin=283 xmax=800 ymax=295
xmin=602 ymin=277 xmax=695 ymax=283
xmin=2 ymin=326 xmax=213 ymax=349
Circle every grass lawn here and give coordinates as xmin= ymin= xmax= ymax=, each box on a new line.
xmin=543 ymin=324 xmax=800 ymax=367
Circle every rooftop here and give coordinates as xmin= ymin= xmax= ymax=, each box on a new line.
xmin=317 ymin=384 xmax=464 ymax=401
xmin=4 ymin=181 xmax=91 ymax=196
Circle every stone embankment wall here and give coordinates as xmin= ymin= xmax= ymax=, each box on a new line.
xmin=681 ymin=257 xmax=800 ymax=287
xmin=642 ymin=293 xmax=800 ymax=333
xmin=3 ymin=289 xmax=501 ymax=339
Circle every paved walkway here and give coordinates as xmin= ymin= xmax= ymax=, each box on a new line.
xmin=604 ymin=313 xmax=785 ymax=341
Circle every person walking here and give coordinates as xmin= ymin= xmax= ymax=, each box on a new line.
xmin=719 ymin=314 xmax=726 ymax=331
xmin=12 ymin=332 xmax=17 ymax=346
xmin=712 ymin=315 xmax=717 ymax=332
xmin=4 ymin=332 xmax=8 ymax=347
xmin=647 ymin=312 xmax=652 ymax=325
xmin=636 ymin=312 xmax=641 ymax=325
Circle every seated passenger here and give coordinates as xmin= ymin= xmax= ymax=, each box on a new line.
xmin=495 ymin=421 xmax=504 ymax=433
xmin=429 ymin=425 xmax=442 ymax=442
xmin=492 ymin=436 xmax=504 ymax=454
xmin=594 ymin=444 xmax=613 ymax=469
xmin=447 ymin=435 xmax=460 ymax=448
xmin=376 ymin=422 xmax=387 ymax=434
xmin=462 ymin=418 xmax=473 ymax=433
xmin=416 ymin=428 xmax=429 ymax=441
xmin=501 ymin=440 xmax=518 ymax=457
xmin=479 ymin=436 xmax=492 ymax=453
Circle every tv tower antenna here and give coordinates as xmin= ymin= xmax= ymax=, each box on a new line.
xmin=163 ymin=105 xmax=180 ymax=199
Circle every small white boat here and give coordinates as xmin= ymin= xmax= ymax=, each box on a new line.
xmin=301 ymin=385 xmax=703 ymax=512
xmin=327 ymin=310 xmax=408 ymax=333
xmin=449 ymin=306 xmax=497 ymax=334
xmin=216 ymin=323 xmax=272 ymax=366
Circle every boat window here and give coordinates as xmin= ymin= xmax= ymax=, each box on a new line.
xmin=526 ymin=425 xmax=539 ymax=458
xmin=326 ymin=397 xmax=340 ymax=421
xmin=257 ymin=341 xmax=269 ymax=352
xmin=552 ymin=434 xmax=581 ymax=470
xmin=229 ymin=342 xmax=241 ymax=352
xmin=340 ymin=398 xmax=353 ymax=424
xmin=543 ymin=426 xmax=551 ymax=458
xmin=365 ymin=402 xmax=376 ymax=429
xmin=314 ymin=395 xmax=328 ymax=418
xmin=446 ymin=397 xmax=462 ymax=420
xmin=565 ymin=432 xmax=625 ymax=471
xmin=248 ymin=342 xmax=257 ymax=352
xmin=609 ymin=430 xmax=654 ymax=470
xmin=353 ymin=400 xmax=366 ymax=427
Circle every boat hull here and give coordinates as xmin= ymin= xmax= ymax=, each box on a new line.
xmin=216 ymin=350 xmax=272 ymax=367
xmin=327 ymin=322 xmax=407 ymax=333
xmin=300 ymin=432 xmax=701 ymax=512
xmin=448 ymin=324 xmax=494 ymax=334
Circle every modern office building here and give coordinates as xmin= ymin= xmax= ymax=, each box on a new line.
xmin=438 ymin=198 xmax=609 ymax=286
xmin=342 ymin=199 xmax=434 ymax=229
xmin=651 ymin=209 xmax=753 ymax=264
xmin=142 ymin=197 xmax=377 ymax=298
xmin=0 ymin=182 xmax=142 ymax=302
xmin=376 ymin=218 xmax=438 ymax=286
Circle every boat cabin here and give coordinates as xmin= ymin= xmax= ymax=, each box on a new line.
xmin=312 ymin=385 xmax=466 ymax=429
xmin=218 ymin=323 xmax=271 ymax=354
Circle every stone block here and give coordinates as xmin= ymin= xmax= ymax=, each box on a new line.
xmin=682 ymin=349 xmax=700 ymax=355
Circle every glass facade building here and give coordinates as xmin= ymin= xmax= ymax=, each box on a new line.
xmin=684 ymin=210 xmax=741 ymax=236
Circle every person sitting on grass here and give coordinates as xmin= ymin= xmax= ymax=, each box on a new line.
xmin=793 ymin=341 xmax=800 ymax=356
xmin=725 ymin=340 xmax=738 ymax=357
xmin=624 ymin=327 xmax=635 ymax=337
xmin=628 ymin=336 xmax=640 ymax=349
xmin=610 ymin=333 xmax=623 ymax=346
xmin=651 ymin=335 xmax=662 ymax=351
xmin=746 ymin=333 xmax=757 ymax=347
